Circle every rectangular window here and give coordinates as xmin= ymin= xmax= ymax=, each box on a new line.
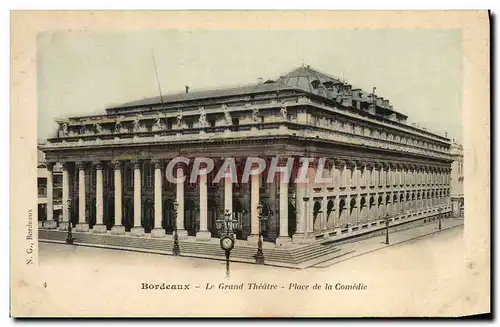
xmin=232 ymin=118 xmax=240 ymax=126
xmin=209 ymin=119 xmax=216 ymax=127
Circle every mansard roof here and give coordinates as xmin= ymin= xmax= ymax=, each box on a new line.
xmin=106 ymin=65 xmax=406 ymax=119
xmin=106 ymin=82 xmax=304 ymax=111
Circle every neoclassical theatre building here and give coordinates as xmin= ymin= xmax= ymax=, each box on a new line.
xmin=39 ymin=65 xmax=453 ymax=245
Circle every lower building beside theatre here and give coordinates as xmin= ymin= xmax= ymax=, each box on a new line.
xmin=37 ymin=150 xmax=63 ymax=229
xmin=450 ymin=141 xmax=464 ymax=217
xmin=39 ymin=65 xmax=455 ymax=245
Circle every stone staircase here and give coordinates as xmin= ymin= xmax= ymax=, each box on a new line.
xmin=38 ymin=229 xmax=350 ymax=268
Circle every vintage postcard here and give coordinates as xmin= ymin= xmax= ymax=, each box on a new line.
xmin=10 ymin=11 xmax=490 ymax=317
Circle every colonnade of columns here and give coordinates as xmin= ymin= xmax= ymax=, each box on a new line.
xmin=42 ymin=157 xmax=451 ymax=244
xmin=49 ymin=159 xmax=292 ymax=245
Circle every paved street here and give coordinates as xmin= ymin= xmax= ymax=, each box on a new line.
xmin=35 ymin=223 xmax=486 ymax=317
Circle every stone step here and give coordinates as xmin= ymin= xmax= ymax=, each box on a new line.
xmin=39 ymin=229 xmax=341 ymax=265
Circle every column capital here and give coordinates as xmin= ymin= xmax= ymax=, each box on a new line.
xmin=61 ymin=162 xmax=69 ymax=170
xmin=131 ymin=160 xmax=142 ymax=170
xmin=389 ymin=162 xmax=399 ymax=169
xmin=76 ymin=161 xmax=86 ymax=171
xmin=174 ymin=161 xmax=185 ymax=171
xmin=355 ymin=160 xmax=366 ymax=168
xmin=151 ymin=159 xmax=163 ymax=170
xmin=94 ymin=161 xmax=104 ymax=170
xmin=251 ymin=162 xmax=261 ymax=170
xmin=333 ymin=159 xmax=345 ymax=168
xmin=111 ymin=160 xmax=122 ymax=170
xmin=345 ymin=160 xmax=356 ymax=168
xmin=46 ymin=162 xmax=55 ymax=171
xmin=381 ymin=162 xmax=391 ymax=169
xmin=277 ymin=157 xmax=289 ymax=167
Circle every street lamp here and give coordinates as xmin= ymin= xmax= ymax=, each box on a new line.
xmin=172 ymin=201 xmax=180 ymax=256
xmin=384 ymin=213 xmax=391 ymax=245
xmin=437 ymin=207 xmax=443 ymax=230
xmin=216 ymin=209 xmax=238 ymax=277
xmin=253 ymin=203 xmax=267 ymax=265
xmin=66 ymin=199 xmax=74 ymax=244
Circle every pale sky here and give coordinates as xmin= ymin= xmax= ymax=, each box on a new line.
xmin=37 ymin=29 xmax=462 ymax=142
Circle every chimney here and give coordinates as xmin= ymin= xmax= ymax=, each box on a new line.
xmin=257 ymin=77 xmax=263 ymax=84
xmin=185 ymin=85 xmax=189 ymax=94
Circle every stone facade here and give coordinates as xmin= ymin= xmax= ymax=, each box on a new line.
xmin=37 ymin=150 xmax=63 ymax=229
xmin=39 ymin=66 xmax=454 ymax=244
xmin=450 ymin=141 xmax=464 ymax=217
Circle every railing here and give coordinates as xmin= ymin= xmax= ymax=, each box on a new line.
xmin=42 ymin=121 xmax=450 ymax=160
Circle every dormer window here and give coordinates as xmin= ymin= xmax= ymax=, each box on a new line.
xmin=323 ymin=81 xmax=334 ymax=91
xmin=311 ymin=79 xmax=320 ymax=89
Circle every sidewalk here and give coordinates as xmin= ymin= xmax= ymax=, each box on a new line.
xmin=311 ymin=218 xmax=464 ymax=268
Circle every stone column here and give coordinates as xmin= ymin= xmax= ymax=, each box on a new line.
xmin=224 ymin=167 xmax=233 ymax=219
xmin=130 ymin=160 xmax=145 ymax=236
xmin=247 ymin=163 xmax=260 ymax=245
xmin=341 ymin=161 xmax=348 ymax=188
xmin=196 ymin=163 xmax=211 ymax=241
xmin=93 ymin=162 xmax=106 ymax=233
xmin=293 ymin=180 xmax=306 ymax=242
xmin=333 ymin=196 xmax=339 ymax=228
xmin=111 ymin=161 xmax=125 ymax=235
xmin=276 ymin=159 xmax=291 ymax=246
xmin=175 ymin=163 xmax=188 ymax=239
xmin=306 ymin=162 xmax=316 ymax=233
xmin=386 ymin=164 xmax=391 ymax=187
xmin=43 ymin=163 xmax=57 ymax=229
xmin=76 ymin=162 xmax=89 ymax=232
xmin=355 ymin=195 xmax=362 ymax=224
xmin=322 ymin=195 xmax=328 ymax=230
xmin=59 ymin=163 xmax=70 ymax=231
xmin=359 ymin=162 xmax=366 ymax=188
xmin=151 ymin=160 xmax=165 ymax=238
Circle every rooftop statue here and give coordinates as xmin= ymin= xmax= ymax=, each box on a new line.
xmin=60 ymin=122 xmax=68 ymax=136
xmin=155 ymin=114 xmax=164 ymax=130
xmin=280 ymin=102 xmax=288 ymax=120
xmin=133 ymin=117 xmax=141 ymax=132
xmin=224 ymin=109 xmax=232 ymax=125
xmin=115 ymin=121 xmax=121 ymax=133
xmin=252 ymin=107 xmax=259 ymax=122
xmin=199 ymin=108 xmax=208 ymax=127
xmin=94 ymin=123 xmax=103 ymax=134
xmin=177 ymin=109 xmax=183 ymax=127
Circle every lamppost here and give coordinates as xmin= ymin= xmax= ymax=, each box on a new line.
xmin=66 ymin=199 xmax=74 ymax=244
xmin=253 ymin=203 xmax=267 ymax=265
xmin=384 ymin=213 xmax=391 ymax=245
xmin=437 ymin=207 xmax=443 ymax=231
xmin=216 ymin=209 xmax=238 ymax=277
xmin=172 ymin=201 xmax=180 ymax=256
